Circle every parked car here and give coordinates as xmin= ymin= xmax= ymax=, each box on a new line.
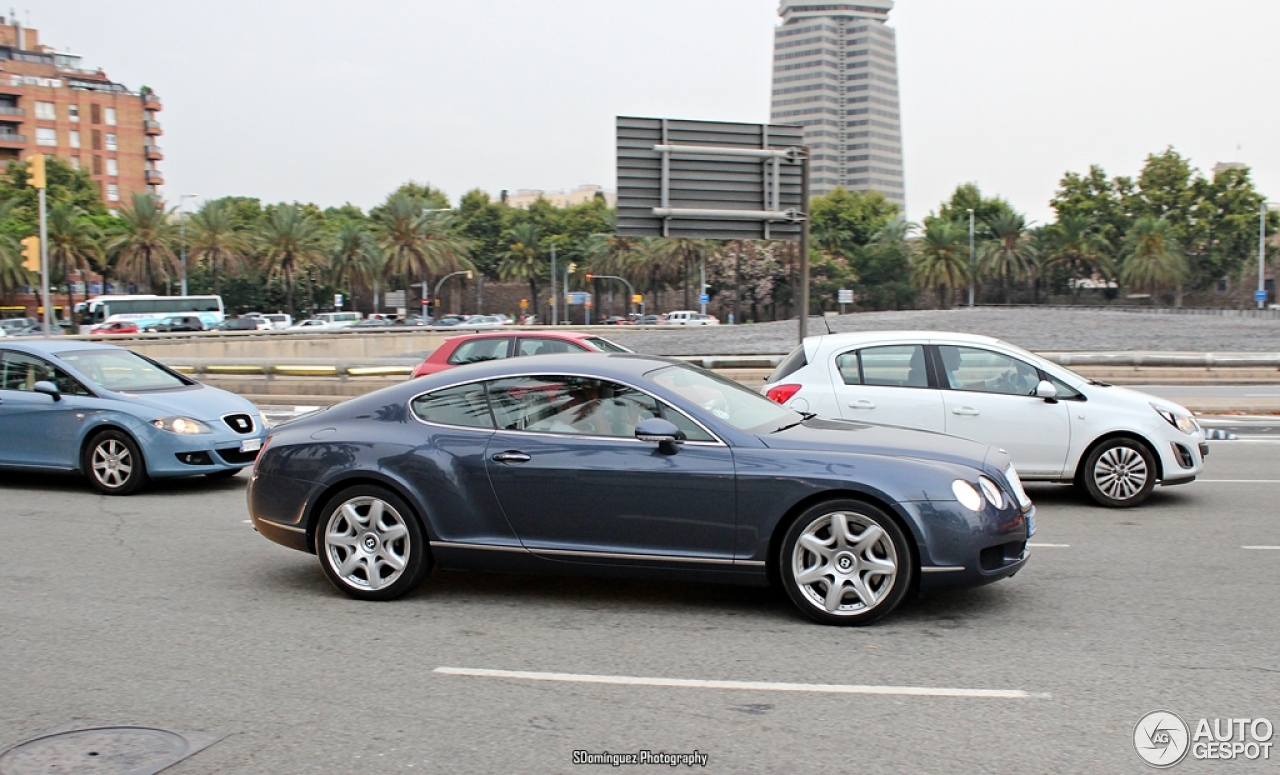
xmin=663 ymin=310 xmax=720 ymax=326
xmin=87 ymin=320 xmax=141 ymax=336
xmin=761 ymin=331 xmax=1208 ymax=507
xmin=8 ymin=322 xmax=65 ymax=336
xmin=309 ymin=311 xmax=362 ymax=329
xmin=0 ymin=317 xmax=38 ymax=335
xmin=146 ymin=315 xmax=206 ymax=333
xmin=214 ymin=316 xmax=270 ymax=332
xmin=246 ymin=312 xmax=293 ymax=330
xmin=248 ymin=352 xmax=1032 ymax=624
xmin=636 ymin=314 xmax=664 ymax=326
xmin=463 ymin=315 xmax=507 ymax=329
xmin=0 ymin=339 xmax=269 ymax=495
xmin=410 ymin=331 xmax=632 ymax=379
xmin=432 ymin=315 xmax=467 ymax=327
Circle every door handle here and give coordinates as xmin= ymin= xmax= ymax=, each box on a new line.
xmin=849 ymin=399 xmax=875 ymax=410
xmin=491 ymin=451 xmax=531 ymax=464
xmin=951 ymin=407 xmax=980 ymax=416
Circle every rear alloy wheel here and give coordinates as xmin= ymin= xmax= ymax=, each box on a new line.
xmin=780 ymin=500 xmax=912 ymax=626
xmin=316 ymin=486 xmax=429 ymax=601
xmin=84 ymin=430 xmax=149 ymax=496
xmin=1082 ymin=438 xmax=1156 ymax=508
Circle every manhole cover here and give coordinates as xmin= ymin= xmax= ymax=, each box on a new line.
xmin=0 ymin=724 xmax=222 ymax=775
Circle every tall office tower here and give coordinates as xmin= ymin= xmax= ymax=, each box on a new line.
xmin=0 ymin=18 xmax=163 ymax=205
xmin=770 ymin=1 xmax=905 ymax=207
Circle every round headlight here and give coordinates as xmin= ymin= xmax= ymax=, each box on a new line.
xmin=951 ymin=480 xmax=983 ymax=512
xmin=978 ymin=476 xmax=1005 ymax=510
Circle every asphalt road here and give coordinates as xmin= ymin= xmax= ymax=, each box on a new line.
xmin=1 ymin=442 xmax=1278 ymax=773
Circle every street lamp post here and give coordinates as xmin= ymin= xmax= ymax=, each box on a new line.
xmin=178 ymin=194 xmax=199 ymax=296
xmin=1259 ymin=201 xmax=1270 ymax=310
xmin=967 ymin=208 xmax=976 ymax=308
xmin=585 ymin=274 xmax=636 ymax=317
xmin=434 ymin=270 xmax=473 ymax=317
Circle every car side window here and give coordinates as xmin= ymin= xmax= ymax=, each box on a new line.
xmin=410 ymin=383 xmax=495 ymax=429
xmin=447 ymin=338 xmax=512 ymax=365
xmin=656 ymin=399 xmax=716 ymax=443
xmin=938 ymin=346 xmax=1039 ymax=397
xmin=517 ymin=338 xmax=582 ymax=357
xmin=839 ymin=345 xmax=928 ymax=388
xmin=0 ymin=351 xmax=90 ymax=396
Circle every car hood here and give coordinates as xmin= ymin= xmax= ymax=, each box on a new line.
xmin=758 ymin=416 xmax=998 ymax=471
xmin=1089 ymin=383 xmax=1194 ymax=416
xmin=103 ymin=384 xmax=257 ymax=422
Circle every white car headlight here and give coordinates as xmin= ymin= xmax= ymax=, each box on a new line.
xmin=153 ymin=417 xmax=212 ymax=435
xmin=1152 ymin=404 xmax=1198 ymax=435
xmin=952 ymin=480 xmax=984 ymax=512
xmin=978 ymin=476 xmax=1005 ymax=510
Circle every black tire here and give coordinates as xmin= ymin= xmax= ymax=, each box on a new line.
xmin=206 ymin=468 xmax=241 ymax=479
xmin=1080 ymin=437 xmax=1157 ymax=508
xmin=315 ymin=485 xmax=430 ymax=601
xmin=83 ymin=430 xmax=149 ymax=496
xmin=779 ymin=499 xmax=913 ymax=626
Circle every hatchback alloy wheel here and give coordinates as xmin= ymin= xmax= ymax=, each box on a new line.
xmin=1082 ymin=438 xmax=1156 ymax=508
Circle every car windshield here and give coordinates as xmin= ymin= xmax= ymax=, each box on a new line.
xmin=646 ymin=363 xmax=802 ymax=433
xmin=57 ymin=349 xmax=188 ymax=392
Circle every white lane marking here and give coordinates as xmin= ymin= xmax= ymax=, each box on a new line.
xmin=1242 ymin=546 xmax=1280 ymax=550
xmin=242 ymin=520 xmax=252 ymax=524
xmin=1197 ymin=480 xmax=1280 ymax=483
xmin=432 ymin=667 xmax=1041 ymax=700
xmin=1027 ymin=543 xmax=1070 ymax=548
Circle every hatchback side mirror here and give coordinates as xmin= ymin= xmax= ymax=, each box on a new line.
xmin=1034 ymin=380 xmax=1058 ymax=403
xmin=635 ymin=418 xmax=685 ymax=454
xmin=33 ymin=380 xmax=61 ymax=401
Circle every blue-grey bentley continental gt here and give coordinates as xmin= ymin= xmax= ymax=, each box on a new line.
xmin=248 ymin=353 xmax=1034 ymax=625
xmin=0 ymin=339 xmax=268 ymax=495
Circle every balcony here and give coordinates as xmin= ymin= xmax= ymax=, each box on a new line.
xmin=144 ymin=119 xmax=162 ymax=135
xmin=0 ymin=78 xmax=22 ymax=95
xmin=0 ymin=133 xmax=26 ymax=148
xmin=143 ymin=93 xmax=161 ymax=110
xmin=0 ymin=106 xmax=24 ymax=118
xmin=145 ymin=169 xmax=163 ymax=183
xmin=144 ymin=144 xmax=163 ymax=160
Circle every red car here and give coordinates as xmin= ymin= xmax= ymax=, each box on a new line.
xmin=90 ymin=320 xmax=141 ymax=335
xmin=411 ymin=331 xmax=632 ymax=379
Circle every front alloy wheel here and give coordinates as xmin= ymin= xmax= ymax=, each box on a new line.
xmin=1082 ymin=438 xmax=1156 ymax=508
xmin=316 ymin=486 xmax=429 ymax=601
xmin=780 ymin=500 xmax=912 ymax=626
xmin=84 ymin=430 xmax=148 ymax=496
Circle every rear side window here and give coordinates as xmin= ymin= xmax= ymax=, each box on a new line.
xmin=448 ymin=338 xmax=512 ymax=365
xmin=767 ymin=345 xmax=808 ymax=383
xmin=411 ymin=383 xmax=495 ymax=428
xmin=859 ymin=345 xmax=929 ymax=387
xmin=517 ymin=337 xmax=582 ymax=357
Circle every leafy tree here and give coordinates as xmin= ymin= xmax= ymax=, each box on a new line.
xmin=496 ymin=223 xmax=546 ymax=318
xmin=107 ymin=193 xmax=178 ymax=292
xmin=911 ymin=219 xmax=969 ymax=309
xmin=258 ymin=204 xmax=328 ymax=314
xmin=1120 ymin=217 xmax=1187 ymax=304
xmin=851 ymin=218 xmax=916 ymax=310
xmin=936 ymin=183 xmax=1015 ymax=238
xmin=0 ymin=156 xmax=107 ymax=236
xmin=0 ymin=200 xmax=30 ymax=296
xmin=375 ymin=192 xmax=472 ymax=304
xmin=456 ymin=189 xmax=507 ymax=280
xmin=809 ymin=187 xmax=899 ymax=258
xmin=1042 ymin=214 xmax=1115 ymax=299
xmin=329 ymin=220 xmax=380 ymax=309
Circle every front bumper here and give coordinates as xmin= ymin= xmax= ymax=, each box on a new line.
xmin=142 ymin=426 xmax=269 ymax=478
xmin=910 ymin=498 xmax=1033 ymax=592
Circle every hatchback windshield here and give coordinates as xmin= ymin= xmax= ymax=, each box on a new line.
xmin=58 ymin=349 xmax=188 ymax=392
xmin=646 ymin=363 xmax=801 ymax=433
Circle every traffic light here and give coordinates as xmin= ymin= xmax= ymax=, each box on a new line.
xmin=568 ymin=262 xmax=577 ymax=274
xmin=20 ymin=236 xmax=39 ymax=272
xmin=585 ymin=273 xmax=593 ymax=281
xmin=632 ymin=294 xmax=643 ymax=305
xmin=28 ymin=153 xmax=45 ymax=189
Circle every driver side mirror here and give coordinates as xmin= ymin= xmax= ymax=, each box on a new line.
xmin=1034 ymin=380 xmax=1058 ymax=403
xmin=635 ymin=417 xmax=685 ymax=455
xmin=33 ymin=380 xmax=61 ymax=401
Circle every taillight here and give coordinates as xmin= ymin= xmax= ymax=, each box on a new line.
xmin=765 ymin=384 xmax=802 ymax=405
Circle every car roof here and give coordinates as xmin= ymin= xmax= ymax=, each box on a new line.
xmin=807 ymin=330 xmax=1005 ymax=349
xmin=0 ymin=338 xmax=122 ymax=355
xmin=444 ymin=330 xmax=596 ymax=343
xmin=420 ymin=351 xmax=682 ymax=382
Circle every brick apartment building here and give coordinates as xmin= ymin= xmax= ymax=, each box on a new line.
xmin=0 ymin=17 xmax=162 ymax=205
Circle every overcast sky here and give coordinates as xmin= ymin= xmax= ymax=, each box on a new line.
xmin=30 ymin=1 xmax=1280 ymax=223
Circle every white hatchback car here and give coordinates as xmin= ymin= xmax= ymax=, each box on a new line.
xmin=762 ymin=331 xmax=1207 ymax=507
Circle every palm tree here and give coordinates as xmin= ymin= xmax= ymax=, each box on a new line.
xmin=46 ymin=203 xmax=103 ymax=324
xmin=258 ymin=204 xmax=328 ymax=314
xmin=497 ymin=223 xmax=544 ymax=319
xmin=0 ymin=200 xmax=31 ymax=301
xmin=375 ymin=193 xmax=472 ymax=308
xmin=1045 ymin=214 xmax=1113 ymax=300
xmin=329 ymin=220 xmax=381 ymax=310
xmin=107 ymin=193 xmax=178 ymax=292
xmin=1120 ymin=217 xmax=1187 ymax=306
xmin=980 ymin=210 xmax=1034 ymax=304
xmin=188 ymin=199 xmax=248 ymax=297
xmin=911 ymin=219 xmax=969 ymax=309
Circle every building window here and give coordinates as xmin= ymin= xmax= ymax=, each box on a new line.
xmin=107 ymin=158 xmax=118 ymax=176
xmin=92 ymin=155 xmax=102 ymax=175
xmin=69 ymin=156 xmax=80 ymax=170
xmin=35 ymin=101 xmax=55 ymax=120
xmin=90 ymin=104 xmax=101 ymax=124
xmin=35 ymin=127 xmax=56 ymax=146
xmin=105 ymin=133 xmax=117 ymax=151
xmin=91 ymin=129 xmax=101 ymax=150
xmin=106 ymin=183 xmax=119 ymax=202
xmin=104 ymin=107 xmax=116 ymax=126
xmin=69 ymin=130 xmax=80 ymax=149
xmin=68 ymin=104 xmax=79 ymax=122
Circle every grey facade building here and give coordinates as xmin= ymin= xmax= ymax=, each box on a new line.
xmin=770 ymin=1 xmax=905 ymax=207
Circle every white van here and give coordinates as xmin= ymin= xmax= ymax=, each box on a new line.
xmin=309 ymin=312 xmax=362 ymax=329
xmin=661 ymin=310 xmax=720 ymax=326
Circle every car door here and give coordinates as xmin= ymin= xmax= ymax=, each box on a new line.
xmin=0 ymin=350 xmax=92 ymax=468
xmin=935 ymin=344 xmax=1071 ymax=477
xmin=828 ymin=343 xmax=946 ymax=431
xmin=482 ymin=375 xmax=737 ymax=564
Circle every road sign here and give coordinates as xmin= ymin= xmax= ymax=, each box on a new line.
xmin=519 ymin=299 xmax=529 ymax=310
xmin=567 ymin=292 xmax=591 ymax=306
xmin=617 ymin=116 xmax=806 ymax=241
xmin=699 ymin=294 xmax=710 ymax=305
xmin=334 ymin=293 xmax=344 ymax=309
xmin=1256 ymin=289 xmax=1268 ymax=303
xmin=632 ymin=294 xmax=643 ymax=305
xmin=838 ymin=289 xmax=854 ymax=304
xmin=385 ymin=290 xmax=406 ymax=308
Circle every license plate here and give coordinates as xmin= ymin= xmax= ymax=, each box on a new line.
xmin=240 ymin=438 xmax=262 ymax=453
